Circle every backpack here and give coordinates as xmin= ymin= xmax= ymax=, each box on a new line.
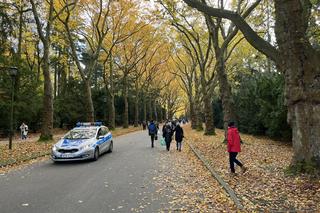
xmin=149 ymin=123 xmax=157 ymax=134
xmin=165 ymin=125 xmax=172 ymax=135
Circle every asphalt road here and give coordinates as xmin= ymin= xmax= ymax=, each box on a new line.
xmin=0 ymin=130 xmax=168 ymax=213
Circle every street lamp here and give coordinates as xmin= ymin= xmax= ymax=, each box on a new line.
xmin=0 ymin=67 xmax=18 ymax=150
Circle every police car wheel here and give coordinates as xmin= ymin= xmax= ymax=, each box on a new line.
xmin=107 ymin=141 xmax=113 ymax=153
xmin=93 ymin=148 xmax=99 ymax=161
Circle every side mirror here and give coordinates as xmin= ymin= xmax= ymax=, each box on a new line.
xmin=98 ymin=136 xmax=104 ymax=140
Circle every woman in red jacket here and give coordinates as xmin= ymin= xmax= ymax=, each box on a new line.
xmin=227 ymin=121 xmax=247 ymax=175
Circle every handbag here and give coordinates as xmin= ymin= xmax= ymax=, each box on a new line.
xmin=160 ymin=138 xmax=165 ymax=146
xmin=155 ymin=135 xmax=158 ymax=140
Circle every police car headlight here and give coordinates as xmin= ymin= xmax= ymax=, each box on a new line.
xmin=80 ymin=144 xmax=93 ymax=150
xmin=52 ymin=145 xmax=58 ymax=151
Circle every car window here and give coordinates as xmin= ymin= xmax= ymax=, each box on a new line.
xmin=102 ymin=127 xmax=109 ymax=135
xmin=101 ymin=127 xmax=108 ymax=136
xmin=64 ymin=129 xmax=96 ymax=139
xmin=97 ymin=128 xmax=103 ymax=137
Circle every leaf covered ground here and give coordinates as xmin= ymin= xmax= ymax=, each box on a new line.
xmin=153 ymin=145 xmax=237 ymax=212
xmin=184 ymin=125 xmax=320 ymax=211
xmin=0 ymin=126 xmax=141 ymax=173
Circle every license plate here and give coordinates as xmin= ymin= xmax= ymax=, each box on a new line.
xmin=61 ymin=153 xmax=74 ymax=158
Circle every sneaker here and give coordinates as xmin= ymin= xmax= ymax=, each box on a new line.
xmin=241 ymin=166 xmax=247 ymax=173
xmin=229 ymin=172 xmax=237 ymax=178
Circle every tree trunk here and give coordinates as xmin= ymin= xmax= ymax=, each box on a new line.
xmin=147 ymin=96 xmax=153 ymax=121
xmin=108 ymin=56 xmax=115 ymax=129
xmin=217 ymin=54 xmax=236 ymax=137
xmin=274 ymin=0 xmax=320 ymax=166
xmin=153 ymin=100 xmax=158 ymax=122
xmin=189 ymin=95 xmax=197 ymax=129
xmin=84 ymin=80 xmax=94 ymax=122
xmin=39 ymin=43 xmax=53 ymax=140
xmin=158 ymin=105 xmax=163 ymax=122
xmin=123 ymin=75 xmax=129 ymax=128
xmin=164 ymin=108 xmax=168 ymax=120
xmin=167 ymin=99 xmax=172 ymax=119
xmin=60 ymin=66 xmax=66 ymax=96
xmin=200 ymin=71 xmax=215 ymax=135
xmin=54 ymin=63 xmax=57 ymax=99
xmin=17 ymin=7 xmax=23 ymax=58
xmin=109 ymin=94 xmax=115 ymax=129
xmin=134 ymin=82 xmax=139 ymax=127
xmin=194 ymin=79 xmax=203 ymax=130
xmin=36 ymin=41 xmax=41 ymax=83
xmin=203 ymin=93 xmax=215 ymax=135
xmin=143 ymin=94 xmax=147 ymax=122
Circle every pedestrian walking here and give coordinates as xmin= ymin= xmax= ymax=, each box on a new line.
xmin=162 ymin=122 xmax=173 ymax=151
xmin=142 ymin=121 xmax=147 ymax=130
xmin=19 ymin=122 xmax=28 ymax=140
xmin=174 ymin=123 xmax=184 ymax=151
xmin=227 ymin=121 xmax=247 ymax=176
xmin=148 ymin=120 xmax=157 ymax=148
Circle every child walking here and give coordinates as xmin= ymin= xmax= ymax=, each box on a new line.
xmin=227 ymin=121 xmax=246 ymax=175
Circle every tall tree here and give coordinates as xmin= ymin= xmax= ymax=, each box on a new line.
xmin=58 ymin=0 xmax=112 ymax=122
xmin=30 ymin=0 xmax=72 ymax=140
xmin=202 ymin=0 xmax=261 ymax=137
xmin=160 ymin=1 xmax=216 ymax=134
xmin=182 ymin=0 xmax=320 ymax=167
xmin=114 ymin=35 xmax=147 ymax=128
xmin=171 ymin=46 xmax=197 ymax=129
xmin=101 ymin=1 xmax=149 ymax=128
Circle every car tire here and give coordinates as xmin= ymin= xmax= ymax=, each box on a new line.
xmin=107 ymin=141 xmax=113 ymax=153
xmin=93 ymin=147 xmax=99 ymax=161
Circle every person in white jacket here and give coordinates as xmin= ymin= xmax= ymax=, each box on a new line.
xmin=20 ymin=122 xmax=28 ymax=140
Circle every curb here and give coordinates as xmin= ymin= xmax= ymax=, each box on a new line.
xmin=0 ymin=152 xmax=50 ymax=168
xmin=186 ymin=142 xmax=244 ymax=210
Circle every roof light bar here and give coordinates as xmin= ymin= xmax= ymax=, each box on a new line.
xmin=76 ymin=122 xmax=103 ymax=127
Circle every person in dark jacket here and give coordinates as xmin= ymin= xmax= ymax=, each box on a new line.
xmin=227 ymin=121 xmax=247 ymax=175
xmin=148 ymin=120 xmax=157 ymax=148
xmin=162 ymin=122 xmax=173 ymax=151
xmin=174 ymin=123 xmax=184 ymax=151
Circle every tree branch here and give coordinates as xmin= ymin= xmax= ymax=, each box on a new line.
xmin=182 ymin=0 xmax=280 ymax=63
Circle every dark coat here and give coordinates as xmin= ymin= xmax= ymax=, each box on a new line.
xmin=162 ymin=124 xmax=173 ymax=143
xmin=174 ymin=125 xmax=184 ymax=142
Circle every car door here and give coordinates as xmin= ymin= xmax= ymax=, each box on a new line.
xmin=96 ymin=128 xmax=104 ymax=150
xmin=104 ymin=127 xmax=112 ymax=148
xmin=97 ymin=127 xmax=107 ymax=152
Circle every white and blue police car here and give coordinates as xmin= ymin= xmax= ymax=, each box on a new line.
xmin=51 ymin=122 xmax=113 ymax=162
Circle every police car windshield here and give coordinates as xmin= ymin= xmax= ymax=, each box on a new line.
xmin=64 ymin=129 xmax=96 ymax=139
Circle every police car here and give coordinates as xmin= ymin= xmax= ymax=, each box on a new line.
xmin=51 ymin=122 xmax=113 ymax=162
